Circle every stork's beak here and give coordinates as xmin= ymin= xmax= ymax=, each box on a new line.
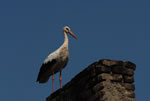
xmin=68 ymin=31 xmax=78 ymax=40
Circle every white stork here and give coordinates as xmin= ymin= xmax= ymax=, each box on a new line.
xmin=36 ymin=26 xmax=78 ymax=92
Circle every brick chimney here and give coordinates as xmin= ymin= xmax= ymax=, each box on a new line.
xmin=47 ymin=59 xmax=136 ymax=101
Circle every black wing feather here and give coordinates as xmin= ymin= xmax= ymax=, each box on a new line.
xmin=36 ymin=59 xmax=56 ymax=83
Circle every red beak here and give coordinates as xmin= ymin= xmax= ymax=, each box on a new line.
xmin=68 ymin=31 xmax=78 ymax=40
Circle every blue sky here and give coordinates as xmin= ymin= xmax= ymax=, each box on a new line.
xmin=0 ymin=0 xmax=150 ymax=101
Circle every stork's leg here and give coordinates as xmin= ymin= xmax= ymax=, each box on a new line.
xmin=52 ymin=72 xmax=54 ymax=92
xmin=59 ymin=71 xmax=62 ymax=88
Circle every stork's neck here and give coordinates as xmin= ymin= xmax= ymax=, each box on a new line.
xmin=62 ymin=32 xmax=68 ymax=48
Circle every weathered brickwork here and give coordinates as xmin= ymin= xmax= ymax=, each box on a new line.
xmin=47 ymin=59 xmax=136 ymax=101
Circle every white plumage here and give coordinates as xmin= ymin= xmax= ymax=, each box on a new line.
xmin=36 ymin=26 xmax=77 ymax=92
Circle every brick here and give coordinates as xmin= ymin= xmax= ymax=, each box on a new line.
xmin=112 ymin=66 xmax=124 ymax=74
xmin=124 ymin=76 xmax=134 ymax=83
xmin=123 ymin=69 xmax=134 ymax=76
xmin=121 ymin=83 xmax=135 ymax=91
xmin=96 ymin=65 xmax=111 ymax=74
xmin=124 ymin=61 xmax=136 ymax=70
xmin=98 ymin=73 xmax=112 ymax=81
xmin=111 ymin=74 xmax=123 ymax=82
xmin=99 ymin=59 xmax=123 ymax=67
xmin=92 ymin=82 xmax=105 ymax=93
xmin=124 ymin=90 xmax=135 ymax=98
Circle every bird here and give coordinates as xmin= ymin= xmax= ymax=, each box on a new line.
xmin=36 ymin=26 xmax=78 ymax=92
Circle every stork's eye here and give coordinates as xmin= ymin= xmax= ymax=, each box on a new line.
xmin=66 ymin=28 xmax=69 ymax=30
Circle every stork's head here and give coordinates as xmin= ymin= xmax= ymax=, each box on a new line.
xmin=63 ymin=26 xmax=78 ymax=39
